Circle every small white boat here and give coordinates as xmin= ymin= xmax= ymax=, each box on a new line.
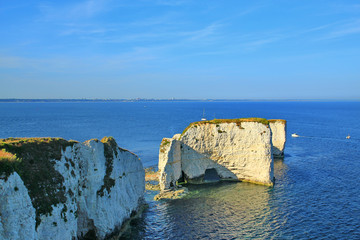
xmin=291 ymin=133 xmax=299 ymax=138
xmin=346 ymin=135 xmax=350 ymax=139
xmin=201 ymin=109 xmax=207 ymax=121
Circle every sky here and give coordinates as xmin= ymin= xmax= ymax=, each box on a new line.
xmin=0 ymin=0 xmax=359 ymax=100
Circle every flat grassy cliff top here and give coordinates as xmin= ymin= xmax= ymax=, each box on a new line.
xmin=83 ymin=136 xmax=130 ymax=154
xmin=269 ymin=119 xmax=287 ymax=124
xmin=181 ymin=118 xmax=270 ymax=137
xmin=0 ymin=137 xmax=78 ymax=145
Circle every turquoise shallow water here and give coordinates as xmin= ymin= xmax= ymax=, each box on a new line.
xmin=1 ymin=101 xmax=359 ymax=239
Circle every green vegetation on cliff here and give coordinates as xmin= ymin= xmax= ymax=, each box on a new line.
xmin=180 ymin=118 xmax=270 ymax=137
xmin=269 ymin=119 xmax=287 ymax=124
xmin=0 ymin=149 xmax=21 ymax=175
xmin=0 ymin=137 xmax=77 ymax=229
xmin=96 ymin=136 xmax=120 ymax=197
xmin=159 ymin=138 xmax=171 ymax=153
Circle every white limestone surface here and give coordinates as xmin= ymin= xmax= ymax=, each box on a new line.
xmin=269 ymin=120 xmax=287 ymax=157
xmin=0 ymin=137 xmax=145 ymax=240
xmin=158 ymin=138 xmax=182 ymax=190
xmin=0 ymin=173 xmax=36 ymax=240
xmin=157 ymin=118 xmax=284 ymax=193
xmin=76 ymin=139 xmax=145 ymax=239
xmin=181 ymin=121 xmax=274 ymax=186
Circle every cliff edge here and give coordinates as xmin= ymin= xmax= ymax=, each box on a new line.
xmin=0 ymin=137 xmax=145 ymax=240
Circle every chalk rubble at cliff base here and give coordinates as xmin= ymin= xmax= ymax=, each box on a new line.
xmin=0 ymin=137 xmax=145 ymax=240
xmin=156 ymin=118 xmax=286 ymax=198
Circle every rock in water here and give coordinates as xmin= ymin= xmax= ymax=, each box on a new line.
xmin=158 ymin=118 xmax=287 ymax=193
xmin=269 ymin=119 xmax=287 ymax=158
xmin=0 ymin=137 xmax=145 ymax=240
xmin=158 ymin=137 xmax=182 ymax=191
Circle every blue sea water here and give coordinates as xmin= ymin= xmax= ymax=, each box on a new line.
xmin=1 ymin=101 xmax=360 ymax=239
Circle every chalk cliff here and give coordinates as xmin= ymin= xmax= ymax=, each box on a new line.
xmin=158 ymin=118 xmax=287 ymax=192
xmin=158 ymin=136 xmax=182 ymax=191
xmin=269 ymin=119 xmax=287 ymax=157
xmin=0 ymin=137 xmax=144 ymax=240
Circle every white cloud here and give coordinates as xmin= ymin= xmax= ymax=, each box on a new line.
xmin=325 ymin=20 xmax=360 ymax=39
xmin=180 ymin=23 xmax=222 ymax=41
xmin=60 ymin=26 xmax=117 ymax=36
xmin=38 ymin=0 xmax=113 ymax=21
xmin=152 ymin=0 xmax=189 ymax=6
xmin=244 ymin=37 xmax=279 ymax=48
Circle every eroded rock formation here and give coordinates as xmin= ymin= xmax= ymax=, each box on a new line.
xmin=158 ymin=118 xmax=286 ymax=192
xmin=0 ymin=137 xmax=144 ymax=240
xmin=269 ymin=119 xmax=287 ymax=157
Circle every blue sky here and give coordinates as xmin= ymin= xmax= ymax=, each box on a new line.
xmin=0 ymin=0 xmax=359 ymax=99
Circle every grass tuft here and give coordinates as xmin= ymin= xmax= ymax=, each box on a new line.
xmin=160 ymin=139 xmax=171 ymax=153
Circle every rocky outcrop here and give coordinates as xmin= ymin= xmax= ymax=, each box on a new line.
xmin=158 ymin=137 xmax=182 ymax=191
xmin=0 ymin=137 xmax=145 ymax=240
xmin=269 ymin=119 xmax=287 ymax=157
xmin=158 ymin=118 xmax=287 ymax=193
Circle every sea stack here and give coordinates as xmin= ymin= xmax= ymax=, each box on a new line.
xmin=158 ymin=118 xmax=287 ymax=193
xmin=269 ymin=119 xmax=287 ymax=158
xmin=0 ymin=137 xmax=145 ymax=240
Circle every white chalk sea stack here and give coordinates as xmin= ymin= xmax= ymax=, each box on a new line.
xmin=269 ymin=119 xmax=287 ymax=157
xmin=158 ymin=118 xmax=287 ymax=193
xmin=0 ymin=137 xmax=144 ymax=240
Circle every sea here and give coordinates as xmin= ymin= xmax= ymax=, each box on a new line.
xmin=1 ymin=101 xmax=359 ymax=239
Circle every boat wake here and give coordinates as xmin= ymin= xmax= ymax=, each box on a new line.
xmin=291 ymin=134 xmax=359 ymax=142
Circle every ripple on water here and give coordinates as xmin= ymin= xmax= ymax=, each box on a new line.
xmin=122 ymin=153 xmax=360 ymax=240
xmin=121 ymin=182 xmax=282 ymax=239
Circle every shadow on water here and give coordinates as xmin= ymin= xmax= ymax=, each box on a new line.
xmin=121 ymin=181 xmax=280 ymax=239
xmin=274 ymin=157 xmax=289 ymax=183
xmin=121 ymin=158 xmax=293 ymax=240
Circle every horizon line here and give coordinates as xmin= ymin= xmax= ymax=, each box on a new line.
xmin=0 ymin=98 xmax=359 ymax=102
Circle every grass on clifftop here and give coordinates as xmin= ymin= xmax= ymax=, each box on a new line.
xmin=0 ymin=149 xmax=18 ymax=161
xmin=0 ymin=149 xmax=21 ymax=176
xmin=269 ymin=119 xmax=287 ymax=124
xmin=0 ymin=137 xmax=77 ymax=229
xmin=180 ymin=118 xmax=270 ymax=137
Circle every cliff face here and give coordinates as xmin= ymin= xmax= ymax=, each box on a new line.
xmin=269 ymin=120 xmax=287 ymax=157
xmin=158 ymin=118 xmax=286 ymax=191
xmin=0 ymin=137 xmax=144 ymax=240
xmin=0 ymin=173 xmax=36 ymax=239
xmin=158 ymin=136 xmax=182 ymax=191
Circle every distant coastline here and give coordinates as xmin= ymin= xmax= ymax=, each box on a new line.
xmin=0 ymin=98 xmax=359 ymax=103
